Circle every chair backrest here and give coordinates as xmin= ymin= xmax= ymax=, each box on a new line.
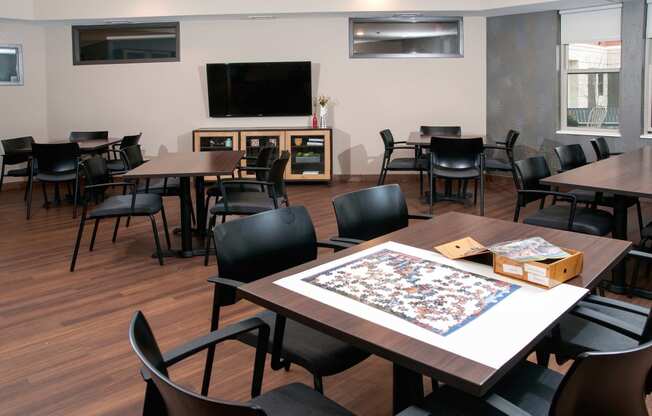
xmin=213 ymin=206 xmax=318 ymax=306
xmin=129 ymin=311 xmax=265 ymax=416
xmin=332 ymin=184 xmax=410 ymax=241
xmin=505 ymin=130 xmax=520 ymax=151
xmin=554 ymin=144 xmax=587 ymax=172
xmin=254 ymin=145 xmax=276 ymax=181
xmin=429 ymin=137 xmax=483 ymax=170
xmin=122 ymin=145 xmax=145 ymax=170
xmin=420 ymin=126 xmax=462 ymax=137
xmin=591 ymin=137 xmax=611 ymax=160
xmin=31 ymin=142 xmax=80 ymax=174
xmin=551 ymin=341 xmax=652 ymax=416
xmin=379 ymin=129 xmax=396 ymax=156
xmin=69 ymin=131 xmax=108 ymax=142
xmin=82 ymin=156 xmax=112 ymax=188
xmin=267 ymin=151 xmax=290 ymax=197
xmin=513 ymin=156 xmax=552 ymax=204
xmin=119 ymin=133 xmax=142 ymax=149
xmin=1 ymin=136 xmax=34 ymax=164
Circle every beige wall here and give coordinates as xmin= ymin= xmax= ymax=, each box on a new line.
xmin=0 ymin=20 xmax=47 ymax=173
xmin=45 ymin=16 xmax=486 ymax=175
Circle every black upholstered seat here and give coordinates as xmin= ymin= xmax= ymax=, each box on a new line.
xmin=35 ymin=171 xmax=78 ymax=182
xmin=107 ymin=133 xmax=141 ymax=173
xmin=106 ymin=159 xmax=127 ymax=172
xmin=431 ymin=166 xmax=481 ymax=180
xmin=513 ymin=156 xmax=613 ymax=237
xmin=209 ymin=191 xmax=282 ymax=216
xmin=387 ymin=157 xmax=419 ymax=170
xmin=238 ymin=310 xmax=370 ymax=377
xmin=88 ymin=194 xmax=162 ymax=218
xmin=523 ymin=205 xmax=613 ymax=236
xmin=484 ymin=158 xmax=511 ymax=171
xmin=130 ymin=311 xmax=355 ymax=416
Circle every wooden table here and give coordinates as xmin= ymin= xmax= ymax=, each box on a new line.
xmin=121 ymin=151 xmax=244 ymax=258
xmin=406 ymin=132 xmax=486 ymax=147
xmin=541 ymin=146 xmax=652 ymax=291
xmin=239 ymin=212 xmax=631 ymax=412
xmin=13 ymin=138 xmax=123 ymax=155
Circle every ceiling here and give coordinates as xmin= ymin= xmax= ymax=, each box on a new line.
xmin=1 ymin=0 xmax=619 ymax=22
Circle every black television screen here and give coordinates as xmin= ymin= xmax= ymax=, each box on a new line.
xmin=206 ymin=61 xmax=312 ymax=117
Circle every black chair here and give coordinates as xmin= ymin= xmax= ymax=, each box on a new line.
xmin=513 ymin=156 xmax=613 ymax=236
xmin=130 ymin=311 xmax=354 ymax=416
xmin=70 ymin=156 xmax=170 ymax=271
xmin=106 ymin=133 xmax=141 ymax=172
xmin=204 ymin=145 xmax=276 ymax=214
xmin=330 ymin=184 xmax=431 ymax=244
xmin=397 ymin=340 xmax=652 ymax=416
xmin=1 ymin=136 xmax=34 ymax=195
xmin=484 ymin=130 xmax=520 ymax=173
xmin=69 ymin=131 xmax=108 ymax=142
xmin=590 ymin=136 xmax=622 ymax=161
xmin=427 ymin=136 xmax=485 ymax=216
xmin=204 ymin=152 xmax=290 ymax=265
xmin=419 ymin=126 xmax=462 ymax=137
xmin=378 ymin=129 xmax=426 ymax=195
xmin=536 ymin=250 xmax=652 ymax=370
xmin=27 ymin=142 xmax=81 ymax=220
xmin=201 ymin=206 xmax=369 ymax=396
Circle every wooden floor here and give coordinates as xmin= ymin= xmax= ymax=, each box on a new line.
xmin=1 ymin=176 xmax=650 ymax=416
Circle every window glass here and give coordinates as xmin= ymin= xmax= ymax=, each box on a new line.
xmin=0 ymin=45 xmax=22 ymax=85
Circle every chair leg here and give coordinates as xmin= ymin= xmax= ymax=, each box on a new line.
xmin=189 ymin=197 xmax=196 ymax=227
xmin=112 ymin=217 xmax=121 ymax=243
xmin=636 ymin=199 xmax=644 ymax=240
xmin=42 ymin=181 xmax=49 ymax=209
xmin=284 ymin=361 xmax=292 ymax=371
xmin=377 ymin=159 xmax=386 ymax=186
xmin=0 ymin=160 xmax=4 ymax=192
xmin=629 ymin=255 xmax=642 ymax=298
xmin=419 ymin=170 xmax=423 ymax=196
xmin=89 ymin=218 xmax=100 ymax=251
xmin=126 ymin=216 xmax=132 ymax=227
xmin=70 ymin=215 xmax=87 ymax=272
xmin=473 ymin=179 xmax=478 ymax=205
xmin=204 ymin=215 xmax=217 ymax=267
xmin=313 ymin=375 xmax=324 ymax=394
xmin=72 ymin=177 xmax=80 ymax=219
xmin=535 ymin=349 xmax=551 ymax=367
xmin=26 ymin=176 xmax=34 ymax=220
xmin=479 ymin=174 xmax=485 ymax=217
xmin=221 ymin=214 xmax=226 ymax=224
xmin=202 ymin=290 xmax=221 ymax=396
xmin=160 ymin=205 xmax=171 ymax=250
xmin=428 ymin=173 xmax=433 ymax=215
xmin=149 ymin=216 xmax=164 ymax=266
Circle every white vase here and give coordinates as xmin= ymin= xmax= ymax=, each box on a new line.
xmin=319 ymin=106 xmax=328 ymax=128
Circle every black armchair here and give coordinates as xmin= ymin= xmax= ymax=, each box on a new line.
xmin=330 ymin=184 xmax=431 ymax=245
xmin=130 ymin=311 xmax=354 ymax=416
xmin=70 ymin=156 xmax=170 ymax=271
xmin=397 ymin=340 xmax=652 ymax=416
xmin=201 ymin=206 xmax=368 ymax=396
xmin=1 ymin=136 xmax=34 ymax=196
xmin=591 ymin=136 xmax=622 ymax=161
xmin=106 ymin=133 xmax=141 ymax=171
xmin=484 ymin=129 xmax=520 ymax=174
xmin=378 ymin=129 xmax=426 ymax=194
xmin=513 ymin=156 xmax=613 ymax=236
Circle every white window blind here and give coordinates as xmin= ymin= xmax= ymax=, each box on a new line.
xmin=560 ymin=5 xmax=622 ymax=44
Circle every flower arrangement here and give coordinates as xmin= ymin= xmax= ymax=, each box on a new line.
xmin=317 ymin=95 xmax=330 ymax=127
xmin=317 ymin=95 xmax=330 ymax=108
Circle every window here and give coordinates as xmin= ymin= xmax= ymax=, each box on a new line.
xmin=72 ymin=22 xmax=179 ymax=65
xmin=559 ymin=6 xmax=621 ymax=133
xmin=0 ymin=44 xmax=23 ymax=86
xmin=349 ymin=17 xmax=463 ymax=58
xmin=645 ymin=1 xmax=652 ymax=135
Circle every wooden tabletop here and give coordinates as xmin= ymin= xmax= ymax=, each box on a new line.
xmin=407 ymin=132 xmax=486 ymax=146
xmin=121 ymin=151 xmax=244 ymax=179
xmin=14 ymin=138 xmax=122 ymax=154
xmin=238 ymin=212 xmax=630 ymax=396
xmin=541 ymin=146 xmax=652 ymax=198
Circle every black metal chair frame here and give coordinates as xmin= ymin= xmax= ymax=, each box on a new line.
xmin=483 ymin=130 xmax=520 ymax=176
xmin=378 ymin=129 xmax=425 ymax=195
xmin=1 ymin=136 xmax=34 ymax=197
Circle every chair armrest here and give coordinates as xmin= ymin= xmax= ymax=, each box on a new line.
xmin=207 ymin=275 xmax=244 ymax=289
xmin=393 ymin=140 xmax=409 ymax=144
xmin=408 ymin=213 xmax=432 ymax=220
xmin=610 ymin=152 xmax=623 ymax=156
xmin=316 ymin=239 xmax=354 ymax=252
xmin=387 ymin=146 xmax=417 ymax=151
xmin=582 ymin=294 xmax=650 ymax=316
xmin=395 ymin=406 xmax=431 ymax=416
xmin=495 ymin=140 xmax=507 ymax=145
xmin=517 ymin=189 xmax=577 ymax=204
xmin=85 ymin=182 xmax=136 ymax=191
xmin=483 ymin=144 xmax=507 ymax=151
xmin=329 ymin=236 xmax=366 ymax=245
xmin=571 ymin=304 xmax=643 ymax=340
xmin=235 ymin=166 xmax=271 ymax=172
xmin=486 ymin=394 xmax=533 ymax=416
xmin=162 ymin=317 xmax=269 ymax=367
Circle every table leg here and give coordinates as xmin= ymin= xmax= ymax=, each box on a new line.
xmin=608 ymin=194 xmax=628 ymax=292
xmin=178 ymin=177 xmax=194 ymax=256
xmin=195 ymin=176 xmax=206 ymax=233
xmin=393 ymin=363 xmax=424 ymax=414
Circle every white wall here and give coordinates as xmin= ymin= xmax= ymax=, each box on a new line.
xmin=0 ymin=20 xmax=48 ymax=168
xmin=44 ymin=16 xmax=486 ymax=175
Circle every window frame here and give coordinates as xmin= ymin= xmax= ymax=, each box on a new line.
xmin=0 ymin=44 xmax=24 ymax=86
xmin=645 ymin=40 xmax=652 ymax=135
xmin=72 ymin=22 xmax=180 ymax=66
xmin=559 ymin=43 xmax=622 ymax=134
xmin=348 ymin=17 xmax=464 ymax=59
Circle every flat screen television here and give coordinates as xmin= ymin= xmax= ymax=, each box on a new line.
xmin=206 ymin=61 xmax=312 ymax=117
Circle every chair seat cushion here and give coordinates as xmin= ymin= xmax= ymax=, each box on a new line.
xmin=238 ymin=310 xmax=369 ymax=377
xmin=137 ymin=177 xmax=180 ymax=196
xmin=387 ymin=157 xmax=420 ymax=171
xmin=6 ymin=167 xmax=30 ymax=177
xmin=36 ymin=171 xmax=77 ymax=182
xmin=431 ymin=166 xmax=480 ymax=179
xmin=250 ymin=383 xmax=354 ymax=416
xmin=417 ymin=361 xmax=563 ymax=416
xmin=89 ymin=194 xmax=162 ymax=218
xmin=106 ymin=159 xmax=127 ymax=172
xmin=209 ymin=192 xmax=281 ymax=216
xmin=484 ymin=158 xmax=511 ymax=171
xmin=523 ymin=205 xmax=613 ymax=236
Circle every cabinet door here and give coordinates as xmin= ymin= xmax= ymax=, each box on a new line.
xmin=239 ymin=131 xmax=284 ymax=178
xmin=284 ymin=130 xmax=331 ymax=181
xmin=193 ymin=131 xmax=239 ymax=181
